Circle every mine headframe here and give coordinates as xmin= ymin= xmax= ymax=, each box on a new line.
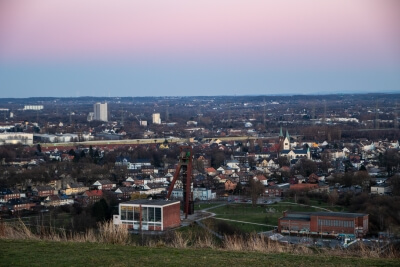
xmin=166 ymin=146 xmax=194 ymax=218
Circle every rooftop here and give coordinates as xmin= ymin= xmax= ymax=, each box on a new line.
xmin=284 ymin=211 xmax=368 ymax=219
xmin=121 ymin=199 xmax=180 ymax=206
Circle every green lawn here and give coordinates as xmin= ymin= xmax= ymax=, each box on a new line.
xmin=283 ymin=198 xmax=348 ymax=212
xmin=211 ymin=203 xmax=324 ymax=228
xmin=194 ymin=203 xmax=222 ymax=210
xmin=4 ymin=212 xmax=72 ymax=229
xmin=213 ymin=219 xmax=274 ymax=232
xmin=0 ymin=239 xmax=397 ymax=267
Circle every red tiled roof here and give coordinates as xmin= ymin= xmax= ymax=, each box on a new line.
xmin=205 ymin=167 xmax=216 ymax=172
xmin=290 ymin=184 xmax=318 ymax=190
xmin=84 ymin=190 xmax=103 ymax=197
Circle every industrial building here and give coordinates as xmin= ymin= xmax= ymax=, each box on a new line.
xmin=113 ymin=199 xmax=181 ymax=231
xmin=0 ymin=133 xmax=33 ymax=145
xmin=23 ymin=105 xmax=44 ymax=110
xmin=278 ymin=211 xmax=369 ymax=237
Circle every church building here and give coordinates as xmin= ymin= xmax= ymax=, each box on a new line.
xmin=278 ymin=127 xmax=310 ymax=160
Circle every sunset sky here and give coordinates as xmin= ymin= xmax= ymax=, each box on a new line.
xmin=0 ymin=0 xmax=399 ymax=97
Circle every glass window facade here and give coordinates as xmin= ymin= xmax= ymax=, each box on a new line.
xmin=120 ymin=205 xmax=162 ymax=230
xmin=318 ymin=218 xmax=355 ymax=228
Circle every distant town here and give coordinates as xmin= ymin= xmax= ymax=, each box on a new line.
xmin=0 ymin=93 xmax=399 ymax=250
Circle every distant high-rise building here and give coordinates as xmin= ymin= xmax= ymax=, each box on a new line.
xmin=152 ymin=113 xmax=161 ymax=124
xmin=94 ymin=102 xmax=108 ymax=122
xmin=87 ymin=112 xmax=94 ymax=122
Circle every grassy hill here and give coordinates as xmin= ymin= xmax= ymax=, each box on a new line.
xmin=0 ymin=239 xmax=398 ymax=267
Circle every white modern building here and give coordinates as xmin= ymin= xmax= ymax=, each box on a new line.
xmin=0 ymin=133 xmax=33 ymax=145
xmin=171 ymin=188 xmax=216 ymax=201
xmin=113 ymin=199 xmax=181 ymax=231
xmin=152 ymin=113 xmax=161 ymax=124
xmin=23 ymin=105 xmax=43 ymax=111
xmin=94 ymin=102 xmax=108 ymax=122
xmin=34 ymin=133 xmax=92 ymax=143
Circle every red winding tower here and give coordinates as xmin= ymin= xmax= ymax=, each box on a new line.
xmin=167 ymin=146 xmax=194 ymax=218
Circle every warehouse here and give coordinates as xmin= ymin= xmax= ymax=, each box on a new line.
xmin=278 ymin=211 xmax=368 ymax=237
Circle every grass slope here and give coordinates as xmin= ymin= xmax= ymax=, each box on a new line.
xmin=0 ymin=239 xmax=397 ymax=267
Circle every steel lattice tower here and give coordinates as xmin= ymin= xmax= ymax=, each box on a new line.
xmin=167 ymin=146 xmax=194 ymax=218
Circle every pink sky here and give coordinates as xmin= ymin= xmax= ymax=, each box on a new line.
xmin=0 ymin=0 xmax=399 ymax=66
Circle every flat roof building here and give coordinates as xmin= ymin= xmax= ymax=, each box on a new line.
xmin=152 ymin=113 xmax=161 ymax=124
xmin=278 ymin=211 xmax=368 ymax=237
xmin=0 ymin=133 xmax=33 ymax=145
xmin=113 ymin=199 xmax=181 ymax=231
xmin=94 ymin=102 xmax=108 ymax=122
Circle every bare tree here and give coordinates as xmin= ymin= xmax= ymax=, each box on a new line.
xmin=248 ymin=179 xmax=264 ymax=207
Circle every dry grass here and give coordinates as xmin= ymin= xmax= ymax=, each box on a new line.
xmin=222 ymin=234 xmax=312 ymax=255
xmin=97 ymin=220 xmax=130 ymax=245
xmin=0 ymin=219 xmax=398 ymax=259
xmin=0 ymin=219 xmax=129 ymax=245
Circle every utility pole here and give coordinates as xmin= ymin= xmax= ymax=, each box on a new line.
xmin=228 ymin=102 xmax=231 ymax=127
xmin=375 ymin=101 xmax=379 ymax=129
xmin=394 ymin=101 xmax=398 ymax=130
xmin=263 ymin=98 xmax=266 ymax=129
xmin=311 ymin=104 xmax=315 ymax=125
xmin=165 ymin=102 xmax=169 ymax=122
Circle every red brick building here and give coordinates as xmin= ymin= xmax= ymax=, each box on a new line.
xmin=278 ymin=211 xmax=369 ymax=237
xmin=0 ymin=188 xmax=21 ymax=202
xmin=113 ymin=199 xmax=181 ymax=231
xmin=83 ymin=190 xmax=103 ymax=205
xmin=115 ymin=187 xmax=138 ymax=201
xmin=32 ymin=186 xmax=56 ymax=197
xmin=6 ymin=199 xmax=35 ymax=212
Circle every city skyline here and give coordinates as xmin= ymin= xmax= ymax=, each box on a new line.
xmin=0 ymin=0 xmax=399 ymax=97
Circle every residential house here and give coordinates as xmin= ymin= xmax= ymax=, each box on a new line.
xmin=6 ymin=199 xmax=35 ymax=212
xmin=205 ymin=167 xmax=217 ymax=176
xmin=32 ymin=186 xmax=57 ymax=197
xmin=265 ymin=183 xmax=290 ymax=197
xmin=122 ymin=177 xmax=135 ymax=187
xmin=127 ymin=159 xmax=151 ymax=170
xmin=253 ymin=174 xmax=268 ymax=186
xmin=92 ymin=180 xmax=116 ymax=190
xmin=83 ymin=190 xmax=103 ymax=205
xmin=308 ymin=173 xmax=319 ymax=184
xmin=141 ymin=166 xmax=155 ymax=175
xmin=115 ymin=156 xmax=131 ymax=166
xmin=115 ymin=187 xmax=138 ymax=200
xmin=193 ymin=188 xmax=216 ymax=201
xmin=225 ymin=179 xmax=237 ymax=191
xmin=370 ymin=184 xmax=392 ymax=195
xmin=43 ymin=195 xmax=74 ymax=207
xmin=63 ymin=183 xmax=89 ymax=196
xmin=0 ymin=188 xmax=22 ymax=203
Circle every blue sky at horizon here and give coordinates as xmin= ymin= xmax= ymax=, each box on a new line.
xmin=0 ymin=0 xmax=399 ymax=98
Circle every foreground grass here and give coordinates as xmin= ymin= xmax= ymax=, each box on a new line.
xmin=0 ymin=239 xmax=398 ymax=267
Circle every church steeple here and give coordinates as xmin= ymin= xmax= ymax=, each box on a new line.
xmin=286 ymin=129 xmax=290 ymax=140
xmin=279 ymin=126 xmax=283 ymax=137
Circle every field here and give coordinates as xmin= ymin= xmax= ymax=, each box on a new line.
xmin=195 ymin=199 xmax=351 ymax=233
xmin=206 ymin=202 xmax=325 ymax=232
xmin=0 ymin=239 xmax=398 ymax=267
